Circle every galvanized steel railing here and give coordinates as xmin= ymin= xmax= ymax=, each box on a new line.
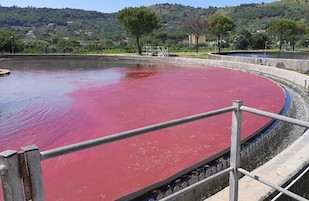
xmin=0 ymin=100 xmax=308 ymax=201
xmin=41 ymin=105 xmax=235 ymax=160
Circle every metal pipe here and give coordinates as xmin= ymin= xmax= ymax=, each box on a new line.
xmin=229 ymin=100 xmax=242 ymax=201
xmin=0 ymin=164 xmax=7 ymax=176
xmin=160 ymin=167 xmax=233 ymax=201
xmin=241 ymin=106 xmax=309 ymax=128
xmin=0 ymin=150 xmax=24 ymax=201
xmin=41 ymin=106 xmax=236 ymax=160
xmin=238 ymin=168 xmax=309 ymax=201
xmin=271 ymin=165 xmax=309 ymax=201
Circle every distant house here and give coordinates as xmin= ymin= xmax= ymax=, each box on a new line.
xmin=188 ymin=34 xmax=206 ymax=45
xmin=256 ymin=29 xmax=266 ymax=33
xmin=25 ymin=30 xmax=36 ymax=38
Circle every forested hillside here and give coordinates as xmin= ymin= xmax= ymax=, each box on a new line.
xmin=0 ymin=6 xmax=122 ymax=41
xmin=229 ymin=0 xmax=309 ymax=31
xmin=0 ymin=0 xmax=308 ymax=53
xmin=1 ymin=0 xmax=308 ymax=39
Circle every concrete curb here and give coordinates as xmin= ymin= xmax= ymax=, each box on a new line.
xmin=205 ymin=129 xmax=309 ymax=201
xmin=208 ymin=52 xmax=309 ymax=74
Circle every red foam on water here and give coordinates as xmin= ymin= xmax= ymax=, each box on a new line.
xmin=0 ymin=66 xmax=285 ymax=201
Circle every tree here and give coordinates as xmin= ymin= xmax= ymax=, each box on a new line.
xmin=22 ymin=38 xmax=50 ymax=53
xmin=268 ymin=18 xmax=291 ymax=50
xmin=289 ymin=22 xmax=307 ymax=51
xmin=235 ymin=29 xmax=253 ymax=50
xmin=56 ymin=39 xmax=79 ymax=53
xmin=208 ymin=14 xmax=236 ymax=53
xmin=268 ymin=18 xmax=307 ymax=51
xmin=182 ymin=16 xmax=208 ymax=53
xmin=235 ymin=35 xmax=250 ymax=50
xmin=252 ymin=32 xmax=269 ymax=50
xmin=117 ymin=7 xmax=161 ymax=55
xmin=0 ymin=30 xmax=16 ymax=53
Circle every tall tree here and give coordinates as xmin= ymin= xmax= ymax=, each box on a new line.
xmin=208 ymin=14 xmax=236 ymax=53
xmin=182 ymin=16 xmax=208 ymax=53
xmin=289 ymin=21 xmax=307 ymax=51
xmin=117 ymin=7 xmax=161 ymax=55
xmin=268 ymin=18 xmax=307 ymax=51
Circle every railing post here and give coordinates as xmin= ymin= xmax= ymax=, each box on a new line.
xmin=21 ymin=145 xmax=45 ymax=201
xmin=0 ymin=150 xmax=24 ymax=201
xmin=229 ymin=100 xmax=243 ymax=201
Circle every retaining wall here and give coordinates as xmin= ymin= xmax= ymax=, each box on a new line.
xmin=208 ymin=52 xmax=309 ymax=74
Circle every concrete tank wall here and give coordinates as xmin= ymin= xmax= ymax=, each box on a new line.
xmin=208 ymin=52 xmax=309 ymax=74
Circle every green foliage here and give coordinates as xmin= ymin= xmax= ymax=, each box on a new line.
xmin=117 ymin=7 xmax=161 ymax=54
xmin=252 ymin=32 xmax=269 ymax=50
xmin=208 ymin=14 xmax=236 ymax=36
xmin=235 ymin=3 xmax=286 ymax=18
xmin=0 ymin=30 xmax=15 ymax=53
xmin=268 ymin=18 xmax=307 ymax=50
xmin=235 ymin=35 xmax=250 ymax=50
xmin=239 ymin=29 xmax=253 ymax=41
xmin=0 ymin=6 xmax=110 ymax=27
xmin=269 ymin=18 xmax=294 ymax=38
xmin=117 ymin=7 xmax=161 ymax=38
xmin=151 ymin=4 xmax=218 ymax=33
xmin=208 ymin=14 xmax=236 ymax=52
xmin=0 ymin=1 xmax=308 ymax=54
xmin=233 ymin=30 xmax=269 ymax=50
xmin=21 ymin=38 xmax=51 ymax=53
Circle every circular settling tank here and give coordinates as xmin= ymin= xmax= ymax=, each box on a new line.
xmin=0 ymin=58 xmax=285 ymax=200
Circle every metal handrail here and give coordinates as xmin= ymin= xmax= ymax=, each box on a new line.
xmin=0 ymin=165 xmax=7 ymax=176
xmin=41 ymin=106 xmax=236 ymax=160
xmin=159 ymin=103 xmax=309 ymax=201
xmin=157 ymin=46 xmax=169 ymax=57
xmin=271 ymin=165 xmax=309 ymax=201
xmin=241 ymin=106 xmax=309 ymax=128
xmin=238 ymin=168 xmax=308 ymax=201
xmin=160 ymin=167 xmax=234 ymax=201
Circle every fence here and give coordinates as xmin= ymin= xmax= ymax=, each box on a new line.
xmin=0 ymin=100 xmax=309 ymax=201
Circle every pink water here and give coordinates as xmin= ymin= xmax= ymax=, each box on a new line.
xmin=0 ymin=60 xmax=285 ymax=200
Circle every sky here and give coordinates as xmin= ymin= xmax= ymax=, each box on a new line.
xmin=0 ymin=0 xmax=278 ymax=13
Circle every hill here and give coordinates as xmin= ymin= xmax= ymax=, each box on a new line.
xmin=0 ymin=6 xmax=122 ymax=41
xmin=151 ymin=0 xmax=308 ymax=32
xmin=0 ymin=0 xmax=308 ymax=48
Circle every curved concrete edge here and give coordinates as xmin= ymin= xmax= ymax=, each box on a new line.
xmin=0 ymin=69 xmax=10 ymax=76
xmin=205 ymin=129 xmax=309 ymax=201
xmin=1 ymin=55 xmax=308 ymax=91
xmin=208 ymin=52 xmax=309 ymax=74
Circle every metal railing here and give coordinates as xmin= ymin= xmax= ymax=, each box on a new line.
xmin=271 ymin=165 xmax=309 ymax=201
xmin=0 ymin=100 xmax=308 ymax=201
xmin=157 ymin=46 xmax=169 ymax=57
